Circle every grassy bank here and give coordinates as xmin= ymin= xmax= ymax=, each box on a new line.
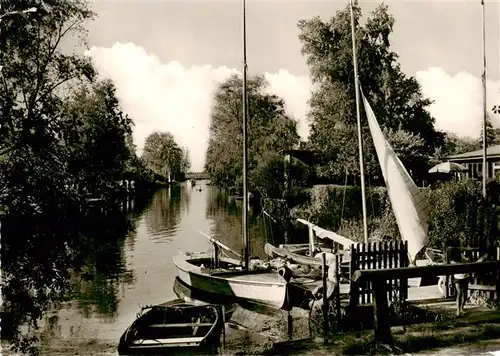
xmin=271 ymin=307 xmax=500 ymax=355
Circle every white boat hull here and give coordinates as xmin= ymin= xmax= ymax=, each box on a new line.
xmin=173 ymin=253 xmax=288 ymax=310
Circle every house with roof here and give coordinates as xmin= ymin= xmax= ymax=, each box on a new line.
xmin=446 ymin=144 xmax=500 ymax=180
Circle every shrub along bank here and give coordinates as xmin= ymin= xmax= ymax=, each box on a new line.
xmin=290 ymin=180 xmax=500 ymax=250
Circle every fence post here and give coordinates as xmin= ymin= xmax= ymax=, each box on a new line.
xmin=308 ymin=225 xmax=315 ymax=257
xmin=221 ymin=305 xmax=226 ymax=350
xmin=349 ymin=244 xmax=359 ymax=308
xmin=443 ymin=243 xmax=450 ymax=298
xmin=496 ymin=246 xmax=500 ymax=300
xmin=322 ymin=253 xmax=329 ymax=345
xmin=335 ymin=253 xmax=342 ymax=329
xmin=401 ymin=241 xmax=409 ymax=301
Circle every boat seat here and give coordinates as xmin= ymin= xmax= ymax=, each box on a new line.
xmin=149 ymin=323 xmax=213 ymax=328
xmin=133 ymin=337 xmax=205 ymax=345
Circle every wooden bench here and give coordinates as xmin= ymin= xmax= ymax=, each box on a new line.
xmin=352 ymin=260 xmax=500 ymax=345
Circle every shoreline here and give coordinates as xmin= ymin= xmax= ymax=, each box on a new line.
xmin=4 ymin=302 xmax=500 ymax=355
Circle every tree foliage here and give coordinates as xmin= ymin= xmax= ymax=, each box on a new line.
xmin=63 ymin=79 xmax=133 ymax=195
xmin=141 ymin=131 xmax=189 ymax=180
xmin=298 ymin=4 xmax=444 ymax=184
xmin=205 ymin=74 xmax=300 ymax=197
xmin=0 ymin=1 xmax=146 ymax=352
xmin=428 ymin=180 xmax=499 ymax=249
xmin=479 ymin=115 xmax=500 ymax=147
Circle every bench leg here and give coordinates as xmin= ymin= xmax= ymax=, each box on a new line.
xmin=373 ymin=278 xmax=393 ymax=346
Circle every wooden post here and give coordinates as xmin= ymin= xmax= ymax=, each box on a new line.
xmin=496 ymin=246 xmax=500 ymax=300
xmin=221 ymin=305 xmax=226 ymax=349
xmin=401 ymin=241 xmax=409 ymax=300
xmin=335 ymin=254 xmax=341 ymax=328
xmin=443 ymin=243 xmax=450 ymax=298
xmin=322 ymin=252 xmax=329 ymax=344
xmin=372 ymin=277 xmax=393 ymax=345
xmin=349 ymin=244 xmax=359 ymax=308
xmin=214 ymin=244 xmax=220 ymax=269
xmin=308 ymin=225 xmax=315 ymax=257
xmin=287 ymin=311 xmax=293 ymax=340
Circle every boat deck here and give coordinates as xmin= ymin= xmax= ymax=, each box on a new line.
xmin=222 ymin=272 xmax=285 ymax=283
xmin=292 ymin=277 xmax=443 ymax=302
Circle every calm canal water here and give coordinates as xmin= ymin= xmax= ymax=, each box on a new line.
xmin=40 ymin=181 xmax=276 ymax=351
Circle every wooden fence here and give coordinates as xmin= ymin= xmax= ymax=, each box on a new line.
xmin=349 ymin=241 xmax=409 ymax=305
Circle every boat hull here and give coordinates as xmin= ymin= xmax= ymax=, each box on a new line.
xmin=173 ymin=253 xmax=288 ymax=310
xmin=118 ymin=340 xmax=218 ymax=356
xmin=118 ymin=301 xmax=222 ymax=356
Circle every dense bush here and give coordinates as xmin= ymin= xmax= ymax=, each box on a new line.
xmin=428 ymin=180 xmax=499 ymax=249
xmin=291 ymin=180 xmax=500 ymax=248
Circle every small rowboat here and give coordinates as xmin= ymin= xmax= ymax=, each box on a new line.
xmin=117 ymin=299 xmax=222 ymax=355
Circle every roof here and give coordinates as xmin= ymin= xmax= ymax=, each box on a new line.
xmin=446 ymin=144 xmax=500 ymax=161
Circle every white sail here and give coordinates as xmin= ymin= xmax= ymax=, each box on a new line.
xmin=360 ymin=87 xmax=429 ymax=263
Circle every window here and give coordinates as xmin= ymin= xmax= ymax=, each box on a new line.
xmin=493 ymin=162 xmax=500 ymax=179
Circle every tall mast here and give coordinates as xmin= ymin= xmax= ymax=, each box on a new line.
xmin=242 ymin=0 xmax=249 ymax=270
xmin=481 ymin=0 xmax=487 ymax=198
xmin=349 ymin=0 xmax=369 ymax=243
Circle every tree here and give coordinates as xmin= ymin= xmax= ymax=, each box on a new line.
xmin=430 ymin=132 xmax=481 ymax=167
xmin=479 ymin=115 xmax=500 ymax=147
xmin=141 ymin=132 xmax=184 ymax=181
xmin=205 ymin=74 xmax=300 ymax=197
xmin=63 ymin=79 xmax=133 ymax=195
xmin=180 ymin=147 xmax=191 ymax=173
xmin=298 ymin=4 xmax=444 ymax=184
xmin=0 ymin=1 xmax=135 ymax=352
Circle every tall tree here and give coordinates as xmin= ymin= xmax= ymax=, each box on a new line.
xmin=141 ymin=132 xmax=184 ymax=180
xmin=63 ymin=79 xmax=134 ymax=195
xmin=479 ymin=115 xmax=500 ymax=147
xmin=0 ymin=0 xmax=98 ymax=352
xmin=205 ymin=74 xmax=300 ymax=196
xmin=181 ymin=147 xmax=191 ymax=173
xmin=298 ymin=4 xmax=444 ymax=183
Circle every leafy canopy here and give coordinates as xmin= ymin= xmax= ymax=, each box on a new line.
xmin=0 ymin=0 xmax=142 ymax=352
xmin=141 ymin=131 xmax=190 ymax=179
xmin=205 ymin=74 xmax=300 ymax=197
xmin=298 ymin=4 xmax=444 ymax=183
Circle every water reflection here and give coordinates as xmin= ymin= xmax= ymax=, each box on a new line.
xmin=71 ymin=203 xmax=142 ymax=321
xmin=205 ymin=189 xmax=270 ymax=259
xmin=144 ymin=185 xmax=189 ymax=242
xmin=40 ymin=182 xmax=273 ymax=351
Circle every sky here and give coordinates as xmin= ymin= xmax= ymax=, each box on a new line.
xmin=83 ymin=0 xmax=500 ymax=172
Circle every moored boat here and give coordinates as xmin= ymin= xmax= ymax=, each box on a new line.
xmin=172 ymin=251 xmax=289 ymax=310
xmin=173 ymin=276 xmax=237 ymax=319
xmin=117 ymin=299 xmax=222 ymax=355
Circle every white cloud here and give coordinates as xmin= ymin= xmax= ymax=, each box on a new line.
xmin=264 ymin=70 xmax=312 ymax=139
xmin=415 ymin=67 xmax=500 ymax=139
xmin=86 ymin=42 xmax=312 ymax=172
xmin=86 ymin=42 xmax=499 ymax=172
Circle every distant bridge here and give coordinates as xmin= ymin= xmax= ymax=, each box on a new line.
xmin=185 ymin=172 xmax=210 ymax=180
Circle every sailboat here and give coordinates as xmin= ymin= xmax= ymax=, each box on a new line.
xmin=264 ymin=0 xmax=429 ymax=266
xmin=173 ymin=0 xmax=298 ymax=310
